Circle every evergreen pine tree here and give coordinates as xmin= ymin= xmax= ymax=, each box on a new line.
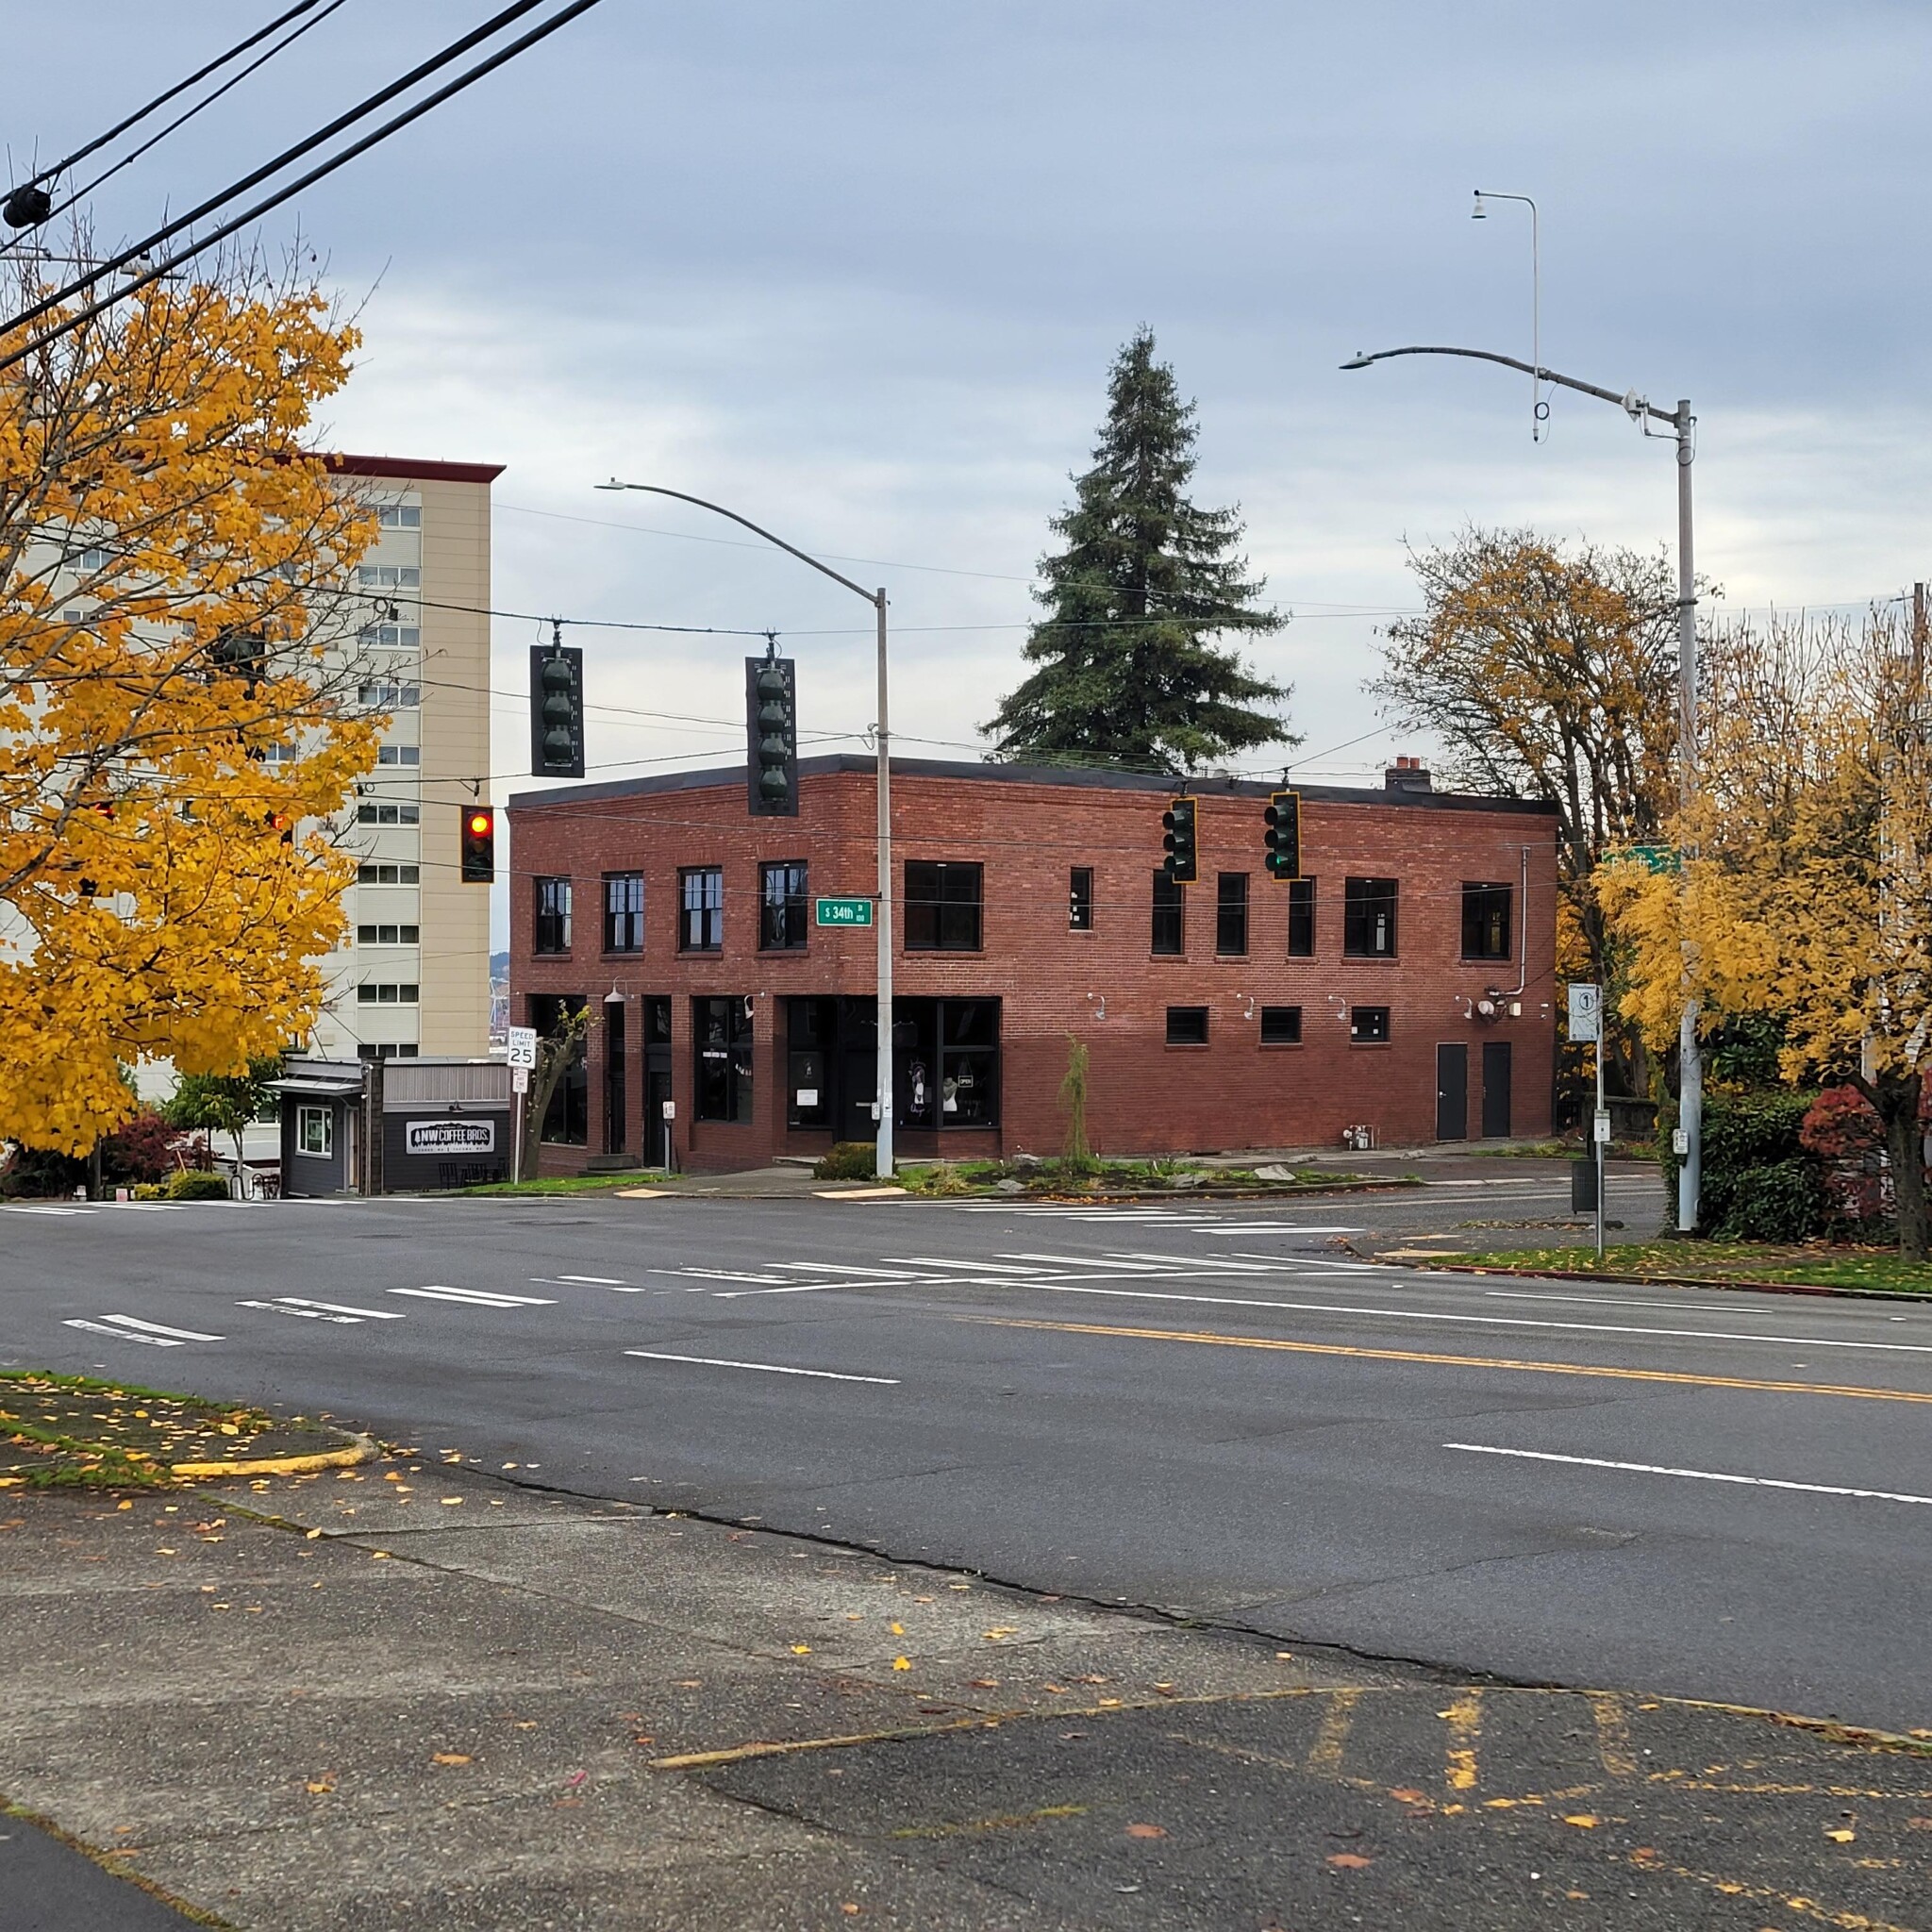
xmin=985 ymin=328 xmax=1292 ymax=772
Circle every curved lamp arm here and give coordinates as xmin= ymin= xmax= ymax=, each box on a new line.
xmin=1340 ymin=345 xmax=1683 ymax=431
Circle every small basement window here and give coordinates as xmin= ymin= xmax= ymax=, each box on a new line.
xmin=1259 ymin=1005 xmax=1303 ymax=1044
xmin=1350 ymin=1005 xmax=1391 ymax=1043
xmin=1166 ymin=1005 xmax=1210 ymax=1045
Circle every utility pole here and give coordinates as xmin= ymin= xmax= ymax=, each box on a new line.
xmin=1674 ymin=401 xmax=1701 ymax=1235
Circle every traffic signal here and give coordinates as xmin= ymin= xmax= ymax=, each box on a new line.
xmin=459 ymin=806 xmax=495 ymax=883
xmin=209 ymin=629 xmax=267 ymax=694
xmin=745 ymin=653 xmax=798 ymax=817
xmin=1161 ymin=795 xmax=1198 ymax=883
xmin=1263 ymin=790 xmax=1301 ymax=880
xmin=529 ymin=641 xmax=585 ymax=778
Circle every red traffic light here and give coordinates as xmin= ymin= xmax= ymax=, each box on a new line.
xmin=459 ymin=806 xmax=495 ymax=884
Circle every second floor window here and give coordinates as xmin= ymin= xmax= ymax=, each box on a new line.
xmin=680 ymin=867 xmax=724 ymax=952
xmin=1151 ymin=871 xmax=1184 ymax=956
xmin=1069 ymin=867 xmax=1094 ymax=931
xmin=1288 ymin=876 xmax=1316 ymax=957
xmin=1343 ymin=876 xmax=1398 ymax=958
xmin=604 ymin=872 xmax=644 ymax=954
xmin=905 ymin=860 xmax=982 ymax=951
xmin=534 ymin=876 xmax=572 ymax=955
xmin=1461 ymin=881 xmax=1513 ymax=960
xmin=760 ymin=861 xmax=808 ymax=950
xmin=1216 ymin=873 xmax=1249 ymax=956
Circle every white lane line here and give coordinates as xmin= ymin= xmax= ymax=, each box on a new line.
xmin=531 ymin=1277 xmax=643 ymax=1292
xmin=1444 ymin=1442 xmax=1932 ymax=1507
xmin=389 ymin=1286 xmax=557 ymax=1307
xmin=1228 ymin=1253 xmax=1377 ymax=1270
xmin=1187 ymin=1224 xmax=1365 ymax=1237
xmin=1002 ymin=1251 xmax=1172 ymax=1272
xmin=1111 ymin=1250 xmax=1280 ymax=1273
xmin=93 ymin=1313 xmax=225 ymax=1341
xmin=647 ymin=1267 xmax=791 ymax=1285
xmin=113 ymin=1203 xmax=191 ymax=1212
xmin=277 ymin=1297 xmax=408 ymax=1320
xmin=624 ymin=1350 xmax=899 ymax=1385
xmin=890 ymin=1256 xmax=1051 ymax=1275
xmin=1483 ymin=1288 xmax=1847 ymax=1317
xmin=973 ymin=1280 xmax=1932 ymax=1354
xmin=239 ymin=1300 xmax=360 ymax=1324
xmin=710 ymin=1281 xmax=906 ymax=1298
xmin=63 ymin=1319 xmax=179 ymax=1344
xmin=555 ymin=1274 xmax=628 ymax=1285
xmin=15 ymin=1206 xmax=96 ymax=1217
xmin=774 ymin=1260 xmax=920 ymax=1278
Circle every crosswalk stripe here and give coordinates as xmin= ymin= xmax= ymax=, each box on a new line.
xmin=389 ymin=1285 xmax=557 ymax=1307
xmin=239 ymin=1300 xmax=360 ymax=1324
xmin=775 ymin=1261 xmax=917 ymax=1277
xmin=94 ymin=1313 xmax=225 ymax=1341
xmin=278 ymin=1297 xmax=408 ymax=1320
xmin=63 ymin=1318 xmax=179 ymax=1344
xmin=888 ymin=1256 xmax=1048 ymax=1275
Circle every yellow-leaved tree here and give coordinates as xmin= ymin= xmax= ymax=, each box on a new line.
xmin=1606 ymin=608 xmax=1932 ymax=1257
xmin=0 ymin=245 xmax=379 ymax=1158
xmin=1373 ymin=529 xmax=1688 ymax=1097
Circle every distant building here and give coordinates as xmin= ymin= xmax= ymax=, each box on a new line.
xmin=506 ymin=756 xmax=1560 ymax=1174
xmin=308 ymin=456 xmax=500 ymax=1065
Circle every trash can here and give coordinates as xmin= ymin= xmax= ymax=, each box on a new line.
xmin=1571 ymin=1158 xmax=1599 ymax=1213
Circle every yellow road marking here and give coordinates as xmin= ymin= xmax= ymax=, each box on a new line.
xmin=1442 ymin=1690 xmax=1483 ymax=1791
xmin=1591 ymin=1692 xmax=1638 ymax=1778
xmin=1307 ymin=1689 xmax=1360 ymax=1774
xmin=960 ymin=1317 xmax=1932 ymax=1405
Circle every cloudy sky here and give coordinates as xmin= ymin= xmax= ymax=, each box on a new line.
xmin=14 ymin=2 xmax=1932 ymax=941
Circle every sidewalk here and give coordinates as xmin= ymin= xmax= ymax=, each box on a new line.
xmin=3 ymin=1451 xmax=1924 ymax=1929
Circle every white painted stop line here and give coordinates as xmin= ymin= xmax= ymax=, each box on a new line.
xmin=1445 ymin=1442 xmax=1932 ymax=1507
xmin=625 ymin=1350 xmax=898 ymax=1385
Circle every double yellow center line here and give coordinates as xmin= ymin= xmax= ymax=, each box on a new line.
xmin=960 ymin=1316 xmax=1932 ymax=1406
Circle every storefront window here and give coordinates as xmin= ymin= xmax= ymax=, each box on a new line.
xmin=693 ymin=994 xmax=753 ymax=1122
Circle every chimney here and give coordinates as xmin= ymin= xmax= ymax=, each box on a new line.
xmin=1384 ymin=755 xmax=1432 ymax=794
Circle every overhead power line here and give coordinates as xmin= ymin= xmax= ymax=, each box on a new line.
xmin=2 ymin=0 xmax=332 ymax=217
xmin=2 ymin=0 xmax=358 ymax=256
xmin=0 ymin=0 xmax=603 ymax=371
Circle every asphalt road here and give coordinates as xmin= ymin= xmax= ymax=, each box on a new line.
xmin=7 ymin=1170 xmax=1928 ymax=1734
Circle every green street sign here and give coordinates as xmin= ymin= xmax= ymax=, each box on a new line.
xmin=1617 ymin=843 xmax=1681 ymax=875
xmin=815 ymin=896 xmax=874 ymax=928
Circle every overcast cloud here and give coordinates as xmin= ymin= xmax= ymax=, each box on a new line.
xmin=14 ymin=2 xmax=1932 ymax=945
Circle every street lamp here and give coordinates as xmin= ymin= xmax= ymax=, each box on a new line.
xmin=1340 ymin=344 xmax=1703 ymax=1231
xmin=594 ymin=482 xmax=897 ymax=1180
xmin=1470 ymin=189 xmax=1544 ymax=441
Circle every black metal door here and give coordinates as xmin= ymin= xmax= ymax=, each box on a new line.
xmin=1435 ymin=1043 xmax=1468 ymax=1141
xmin=645 ymin=1070 xmax=672 ymax=1167
xmin=1481 ymin=1040 xmax=1513 ymax=1138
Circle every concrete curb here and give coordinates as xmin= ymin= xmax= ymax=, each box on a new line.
xmin=1375 ymin=1257 xmax=1931 ymax=1303
xmin=171 ymin=1430 xmax=376 ymax=1481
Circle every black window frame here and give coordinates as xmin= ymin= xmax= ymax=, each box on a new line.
xmin=904 ymin=860 xmax=983 ymax=952
xmin=1165 ymin=1005 xmax=1210 ymax=1045
xmin=678 ymin=866 xmax=724 ymax=954
xmin=1288 ymin=876 xmax=1316 ymax=958
xmin=1151 ymin=870 xmax=1184 ymax=956
xmin=1259 ymin=1005 xmax=1303 ymax=1044
xmin=1460 ymin=881 xmax=1513 ymax=961
xmin=1350 ymin=1005 xmax=1391 ymax=1044
xmin=1342 ymin=876 xmax=1399 ymax=958
xmin=1215 ymin=872 xmax=1249 ymax=957
xmin=692 ymin=993 xmax=754 ymax=1123
xmin=533 ymin=875 xmax=572 ymax=956
xmin=603 ymin=871 xmax=644 ymax=955
xmin=759 ymin=859 xmax=809 ymax=952
xmin=1069 ymin=866 xmax=1094 ymax=931
xmin=530 ymin=992 xmax=588 ymax=1144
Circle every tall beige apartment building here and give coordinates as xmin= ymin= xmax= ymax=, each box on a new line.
xmin=308 ymin=455 xmax=500 ymax=1063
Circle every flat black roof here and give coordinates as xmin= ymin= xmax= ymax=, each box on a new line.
xmin=508 ymin=754 xmax=1554 ymax=816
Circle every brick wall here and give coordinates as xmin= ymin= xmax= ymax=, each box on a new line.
xmin=509 ymin=759 xmax=1559 ymax=1173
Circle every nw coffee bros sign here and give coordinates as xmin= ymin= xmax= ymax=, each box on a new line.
xmin=406 ymin=1119 xmax=496 ymax=1155
xmin=381 ymin=1108 xmax=510 ymax=1188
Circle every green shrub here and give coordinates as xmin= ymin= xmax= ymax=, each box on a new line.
xmin=1712 ymin=1158 xmax=1825 ymax=1242
xmin=165 ymin=1169 xmax=233 ymax=1201
xmin=1659 ymin=1090 xmax=1824 ymax=1239
xmin=813 ymin=1141 xmax=880 ymax=1182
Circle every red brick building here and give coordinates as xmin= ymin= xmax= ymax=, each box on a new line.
xmin=507 ymin=756 xmax=1559 ymax=1174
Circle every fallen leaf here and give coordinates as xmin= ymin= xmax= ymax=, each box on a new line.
xmin=117 ymin=1500 xmax=132 ymax=1511
xmin=431 ymin=1753 xmax=472 ymax=1766
xmin=791 ymin=1644 xmax=811 ymax=1655
xmin=1326 ymin=1853 xmax=1373 ymax=1870
xmin=891 ymin=1657 xmax=911 ymax=1672
xmin=967 ymin=1679 xmax=1000 ymax=1690
xmin=305 ymin=1528 xmax=323 ymax=1541
xmin=841 ymin=1907 xmax=862 ymax=1917
xmin=1124 ymin=1824 xmax=1166 ymax=1840
xmin=1390 ymin=1788 xmax=1426 ymax=1804
xmin=305 ymin=1780 xmax=334 ymax=1794
xmin=890 ymin=1622 xmax=905 ymax=1636
xmin=1825 ymin=1828 xmax=1856 ymax=1843
xmin=1563 ymin=1815 xmax=1599 ymax=1829
xmin=384 ymin=1471 xmax=403 ymax=1482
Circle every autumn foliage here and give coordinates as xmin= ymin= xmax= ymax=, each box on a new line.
xmin=0 ymin=248 xmax=378 ymax=1155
